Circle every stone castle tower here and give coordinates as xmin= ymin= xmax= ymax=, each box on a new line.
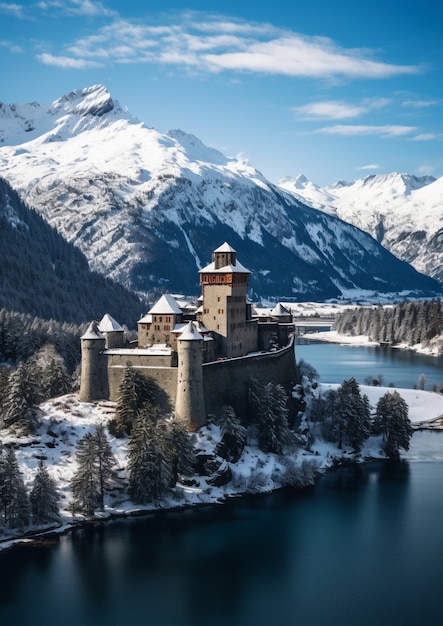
xmin=199 ymin=242 xmax=258 ymax=357
xmin=174 ymin=321 xmax=206 ymax=430
xmin=79 ymin=321 xmax=108 ymax=402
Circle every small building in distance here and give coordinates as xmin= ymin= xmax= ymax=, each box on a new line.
xmin=79 ymin=243 xmax=297 ymax=430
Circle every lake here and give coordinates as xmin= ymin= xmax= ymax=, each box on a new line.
xmin=0 ymin=343 xmax=442 ymax=626
xmin=295 ymin=339 xmax=443 ymax=389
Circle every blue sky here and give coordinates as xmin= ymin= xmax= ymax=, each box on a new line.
xmin=0 ymin=0 xmax=442 ymax=185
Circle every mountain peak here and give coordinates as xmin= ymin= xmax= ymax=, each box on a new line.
xmin=52 ymin=84 xmax=116 ymax=118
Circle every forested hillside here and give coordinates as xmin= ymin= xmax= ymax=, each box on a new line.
xmin=0 ymin=178 xmax=143 ymax=326
xmin=334 ymin=300 xmax=443 ymax=349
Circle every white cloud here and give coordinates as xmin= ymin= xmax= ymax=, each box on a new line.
xmin=37 ymin=0 xmax=115 ymax=17
xmin=0 ymin=39 xmax=23 ymax=53
xmin=410 ymin=133 xmax=442 ymax=141
xmin=402 ymin=99 xmax=439 ymax=108
xmin=36 ymin=52 xmax=102 ymax=68
xmin=316 ymin=125 xmax=418 ymax=138
xmin=357 ymin=164 xmax=380 ymax=171
xmin=292 ymin=101 xmax=367 ymax=120
xmin=32 ymin=11 xmax=423 ymax=80
xmin=0 ymin=2 xmax=28 ymax=18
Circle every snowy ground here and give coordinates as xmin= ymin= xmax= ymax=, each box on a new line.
xmin=1 ymin=376 xmax=442 ymax=550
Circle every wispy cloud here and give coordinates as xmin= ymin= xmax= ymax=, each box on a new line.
xmin=1 ymin=0 xmax=115 ymax=19
xmin=292 ymin=98 xmax=393 ymax=120
xmin=27 ymin=10 xmax=423 ymax=80
xmin=402 ymin=99 xmax=439 ymax=108
xmin=0 ymin=2 xmax=29 ymax=19
xmin=293 ymin=101 xmax=367 ymax=120
xmin=357 ymin=164 xmax=380 ymax=171
xmin=410 ymin=133 xmax=443 ymax=141
xmin=0 ymin=38 xmax=23 ymax=53
xmin=36 ymin=52 xmax=102 ymax=68
xmin=316 ymin=125 xmax=418 ymax=138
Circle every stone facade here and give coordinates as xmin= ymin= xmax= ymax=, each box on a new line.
xmin=79 ymin=243 xmax=297 ymax=428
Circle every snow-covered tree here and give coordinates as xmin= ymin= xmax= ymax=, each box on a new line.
xmin=0 ymin=446 xmax=30 ymax=528
xmin=373 ymin=391 xmax=413 ymax=459
xmin=70 ymin=425 xmax=116 ymax=515
xmin=168 ymin=421 xmax=196 ymax=480
xmin=30 ymin=459 xmax=61 ymax=524
xmin=3 ymin=363 xmax=34 ymax=431
xmin=215 ymin=405 xmax=247 ymax=462
xmin=249 ymin=379 xmax=294 ymax=455
xmin=110 ymin=366 xmax=157 ymax=437
xmin=127 ymin=409 xmax=173 ymax=503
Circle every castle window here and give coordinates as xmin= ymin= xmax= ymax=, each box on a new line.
xmin=164 ymin=325 xmax=170 ymax=331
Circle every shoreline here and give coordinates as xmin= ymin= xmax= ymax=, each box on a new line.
xmin=300 ymin=330 xmax=442 ymax=358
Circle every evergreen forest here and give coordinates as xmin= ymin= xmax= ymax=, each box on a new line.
xmin=0 ymin=178 xmax=143 ymax=326
xmin=334 ymin=300 xmax=442 ymax=349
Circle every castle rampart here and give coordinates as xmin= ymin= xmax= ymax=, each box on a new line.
xmin=202 ymin=337 xmax=297 ymax=421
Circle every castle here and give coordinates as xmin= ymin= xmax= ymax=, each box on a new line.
xmin=79 ymin=243 xmax=297 ymax=429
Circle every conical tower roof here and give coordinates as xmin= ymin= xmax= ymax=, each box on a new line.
xmin=81 ymin=321 xmax=104 ymax=340
xmin=178 ymin=321 xmax=203 ymax=341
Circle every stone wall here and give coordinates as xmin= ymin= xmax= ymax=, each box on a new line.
xmin=202 ymin=338 xmax=297 ymax=421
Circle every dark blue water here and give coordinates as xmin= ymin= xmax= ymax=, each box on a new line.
xmin=0 ymin=431 xmax=442 ymax=626
xmin=296 ymin=340 xmax=443 ymax=389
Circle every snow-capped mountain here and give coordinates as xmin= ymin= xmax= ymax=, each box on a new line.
xmin=0 ymin=85 xmax=439 ymax=300
xmin=278 ymin=172 xmax=443 ymax=284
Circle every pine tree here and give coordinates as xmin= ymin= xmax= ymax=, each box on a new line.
xmin=0 ymin=446 xmax=30 ymax=528
xmin=3 ymin=363 xmax=33 ymax=430
xmin=249 ymin=379 xmax=294 ymax=455
xmin=71 ymin=432 xmax=100 ymax=515
xmin=215 ymin=405 xmax=247 ymax=462
xmin=70 ymin=426 xmax=116 ymax=515
xmin=168 ymin=421 xmax=196 ymax=479
xmin=30 ymin=459 xmax=61 ymax=524
xmin=373 ymin=391 xmax=413 ymax=460
xmin=41 ymin=358 xmax=72 ymax=399
xmin=93 ymin=424 xmax=117 ymax=510
xmin=127 ymin=410 xmax=173 ymax=503
xmin=111 ymin=366 xmax=157 ymax=437
xmin=338 ymin=378 xmax=371 ymax=451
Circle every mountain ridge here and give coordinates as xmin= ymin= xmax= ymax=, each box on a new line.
xmin=0 ymin=84 xmax=440 ymax=300
xmin=278 ymin=172 xmax=443 ymax=283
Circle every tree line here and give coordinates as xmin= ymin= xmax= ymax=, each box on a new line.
xmin=334 ymin=300 xmax=442 ymax=348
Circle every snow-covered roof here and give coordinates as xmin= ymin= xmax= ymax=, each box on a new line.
xmin=214 ymin=241 xmax=236 ymax=253
xmin=98 ymin=313 xmax=123 ymax=332
xmin=147 ymin=293 xmax=183 ymax=315
xmin=271 ymin=303 xmax=292 ymax=317
xmin=199 ymin=260 xmax=250 ymax=274
xmin=138 ymin=314 xmax=152 ymax=323
xmin=178 ymin=321 xmax=203 ymax=341
xmin=81 ymin=321 xmax=104 ymax=340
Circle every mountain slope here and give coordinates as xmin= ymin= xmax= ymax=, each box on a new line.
xmin=0 ymin=85 xmax=439 ymax=300
xmin=278 ymin=172 xmax=443 ymax=284
xmin=0 ymin=177 xmax=143 ymax=325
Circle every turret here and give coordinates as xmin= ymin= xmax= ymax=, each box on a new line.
xmin=175 ymin=321 xmax=206 ymax=430
xmin=98 ymin=313 xmax=124 ymax=349
xmin=79 ymin=321 xmax=108 ymax=402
